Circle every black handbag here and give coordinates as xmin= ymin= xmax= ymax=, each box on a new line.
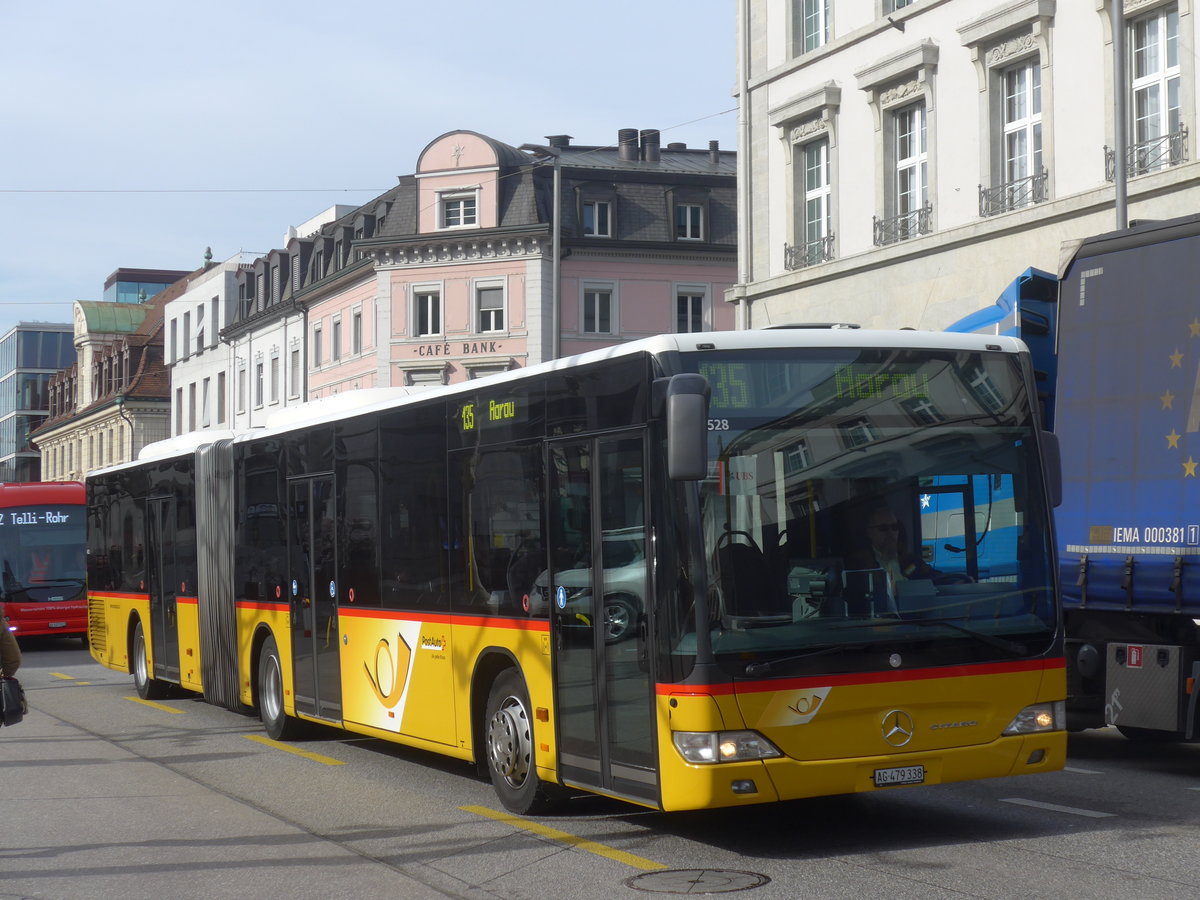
xmin=1 ymin=675 xmax=26 ymax=726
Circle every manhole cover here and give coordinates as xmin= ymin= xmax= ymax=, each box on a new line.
xmin=624 ymin=869 xmax=771 ymax=894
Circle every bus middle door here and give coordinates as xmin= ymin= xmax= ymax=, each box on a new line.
xmin=287 ymin=475 xmax=342 ymax=722
xmin=145 ymin=496 xmax=180 ymax=682
xmin=548 ymin=434 xmax=657 ymax=805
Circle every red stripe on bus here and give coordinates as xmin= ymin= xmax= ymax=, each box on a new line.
xmin=655 ymin=657 xmax=1066 ymax=696
xmin=338 ymin=606 xmax=550 ymax=632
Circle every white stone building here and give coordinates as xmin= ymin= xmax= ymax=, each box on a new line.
xmin=733 ymin=0 xmax=1198 ymax=329
xmin=164 ymin=253 xmax=249 ymax=436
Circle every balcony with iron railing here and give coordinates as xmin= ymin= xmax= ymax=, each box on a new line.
xmin=784 ymin=235 xmax=836 ymax=270
xmin=872 ymin=203 xmax=932 ymax=247
xmin=979 ymin=169 xmax=1049 ymax=217
xmin=1105 ymin=127 xmax=1188 ymax=181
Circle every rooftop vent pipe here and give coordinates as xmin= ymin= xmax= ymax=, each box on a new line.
xmin=618 ymin=128 xmax=639 ymax=161
xmin=640 ymin=129 xmax=661 ymax=162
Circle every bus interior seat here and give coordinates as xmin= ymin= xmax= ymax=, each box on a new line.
xmin=717 ymin=541 xmax=779 ymax=619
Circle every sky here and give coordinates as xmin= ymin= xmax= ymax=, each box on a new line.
xmin=0 ymin=0 xmax=738 ymax=336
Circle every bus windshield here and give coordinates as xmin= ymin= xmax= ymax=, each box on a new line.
xmin=677 ymin=346 xmax=1057 ymax=677
xmin=1 ymin=504 xmax=87 ymax=595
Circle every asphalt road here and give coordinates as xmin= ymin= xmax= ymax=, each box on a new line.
xmin=5 ymin=638 xmax=1198 ymax=900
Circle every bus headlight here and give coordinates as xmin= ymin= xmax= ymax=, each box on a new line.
xmin=1002 ymin=701 xmax=1065 ymax=735
xmin=672 ymin=730 xmax=783 ymax=764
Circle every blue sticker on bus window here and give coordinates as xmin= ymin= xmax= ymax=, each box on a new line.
xmin=329 ymin=580 xmax=336 ymax=599
xmin=291 ymin=579 xmax=298 ymax=597
xmin=556 ymin=585 xmax=568 ymax=609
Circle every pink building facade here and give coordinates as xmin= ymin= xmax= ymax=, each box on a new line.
xmin=230 ymin=128 xmax=736 ymax=404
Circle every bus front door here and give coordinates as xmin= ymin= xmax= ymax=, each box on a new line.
xmin=549 ymin=436 xmax=657 ymax=805
xmin=145 ymin=496 xmax=180 ymax=682
xmin=287 ymin=476 xmax=342 ymax=722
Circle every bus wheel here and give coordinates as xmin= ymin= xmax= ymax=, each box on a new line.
xmin=258 ymin=634 xmax=302 ymax=741
xmin=484 ymin=669 xmax=559 ymax=815
xmin=132 ymin=620 xmax=169 ymax=700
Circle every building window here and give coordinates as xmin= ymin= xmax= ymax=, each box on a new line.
xmin=674 ymin=203 xmax=703 ymax=240
xmin=169 ymin=318 xmax=178 ymax=363
xmin=796 ymin=0 xmax=829 ymax=54
xmin=254 ymin=362 xmax=264 ymax=408
xmin=201 ymin=377 xmax=211 ymax=427
xmin=176 ymin=386 xmax=184 ymax=435
xmin=312 ymin=326 xmax=323 ymax=367
xmin=237 ymin=367 xmax=246 ymax=414
xmin=352 ymin=311 xmax=363 ymax=354
xmin=582 ymin=285 xmax=614 ymax=335
xmin=896 ymin=103 xmax=927 ymax=221
xmin=440 ymin=192 xmax=477 ymax=228
xmin=675 ymin=292 xmax=704 ymax=333
xmin=291 ymin=255 xmax=301 ymax=293
xmin=874 ymin=101 xmax=932 ymax=245
xmin=477 ymin=286 xmax=504 ymax=333
xmin=676 ymin=288 xmax=707 ymax=333
xmin=182 ymin=312 xmax=191 ymax=359
xmin=195 ymin=304 xmax=205 ymax=354
xmin=839 ymin=417 xmax=877 ymax=449
xmin=1003 ymin=61 xmax=1042 ymax=198
xmin=217 ymin=372 xmax=226 ymax=424
xmin=210 ymin=298 xmax=219 ymax=347
xmin=270 ymin=355 xmax=280 ymax=403
xmin=290 ymin=349 xmax=301 ymax=397
xmin=980 ymin=56 xmax=1047 ymax=218
xmin=1131 ymin=5 xmax=1182 ymax=171
xmin=583 ymin=200 xmax=611 ymax=237
xmin=414 ymin=290 xmax=442 ymax=337
xmin=787 ymin=137 xmax=834 ymax=268
xmin=332 ymin=320 xmax=342 ymax=361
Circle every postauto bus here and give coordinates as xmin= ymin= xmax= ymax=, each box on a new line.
xmin=85 ymin=329 xmax=1065 ymax=814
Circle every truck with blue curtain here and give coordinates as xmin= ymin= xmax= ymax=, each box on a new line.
xmin=946 ymin=216 xmax=1200 ymax=742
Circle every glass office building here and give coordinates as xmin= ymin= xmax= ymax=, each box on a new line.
xmin=0 ymin=324 xmax=76 ymax=482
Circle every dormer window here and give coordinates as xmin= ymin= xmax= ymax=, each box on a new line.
xmin=440 ymin=190 xmax=478 ymax=229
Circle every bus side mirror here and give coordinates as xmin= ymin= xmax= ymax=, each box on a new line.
xmin=1041 ymin=430 xmax=1062 ymax=508
xmin=667 ymin=374 xmax=709 ymax=481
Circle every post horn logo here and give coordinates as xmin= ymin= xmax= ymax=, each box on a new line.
xmin=881 ymin=709 xmax=915 ymax=747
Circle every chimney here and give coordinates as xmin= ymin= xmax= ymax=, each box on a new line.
xmin=640 ymin=129 xmax=661 ymax=162
xmin=618 ymin=128 xmax=639 ymax=161
xmin=667 ymin=142 xmax=687 ymax=150
xmin=546 ymin=134 xmax=572 ymax=149
xmin=709 ymin=140 xmax=720 ymax=165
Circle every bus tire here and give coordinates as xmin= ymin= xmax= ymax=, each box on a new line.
xmin=132 ymin=620 xmax=169 ymax=700
xmin=258 ymin=634 xmax=303 ymax=741
xmin=484 ymin=669 xmax=559 ymax=815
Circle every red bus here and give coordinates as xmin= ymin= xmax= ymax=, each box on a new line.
xmin=0 ymin=482 xmax=87 ymax=643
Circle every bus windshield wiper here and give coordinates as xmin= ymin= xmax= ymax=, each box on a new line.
xmin=906 ymin=618 xmax=1028 ymax=656
xmin=743 ymin=643 xmax=854 ymax=677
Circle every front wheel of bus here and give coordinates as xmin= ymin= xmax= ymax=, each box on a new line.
xmin=132 ymin=620 xmax=169 ymax=700
xmin=258 ymin=634 xmax=302 ymax=741
xmin=485 ymin=669 xmax=559 ymax=815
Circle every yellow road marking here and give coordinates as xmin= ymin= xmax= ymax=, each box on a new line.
xmin=50 ymin=672 xmax=75 ymax=680
xmin=244 ymin=734 xmax=346 ymax=766
xmin=125 ymin=696 xmax=184 ymax=714
xmin=461 ymin=805 xmax=664 ymax=870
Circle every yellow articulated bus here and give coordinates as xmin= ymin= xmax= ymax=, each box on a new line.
xmin=86 ymin=329 xmax=1066 ymax=814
